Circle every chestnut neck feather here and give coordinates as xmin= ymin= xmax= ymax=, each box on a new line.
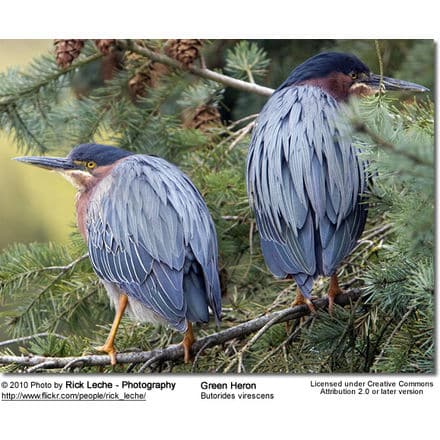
xmin=75 ymin=164 xmax=115 ymax=239
xmin=298 ymin=72 xmax=352 ymax=101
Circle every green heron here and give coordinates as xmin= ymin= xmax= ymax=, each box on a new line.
xmin=246 ymin=52 xmax=428 ymax=312
xmin=15 ymin=144 xmax=222 ymax=365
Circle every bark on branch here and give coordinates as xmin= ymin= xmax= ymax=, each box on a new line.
xmin=118 ymin=40 xmax=275 ymax=97
xmin=0 ymin=289 xmax=362 ymax=372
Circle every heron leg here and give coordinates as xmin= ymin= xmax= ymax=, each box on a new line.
xmin=286 ymin=287 xmax=316 ymax=333
xmin=96 ymin=293 xmax=128 ymax=366
xmin=182 ymin=322 xmax=195 ymax=364
xmin=327 ymin=274 xmax=343 ymax=316
xmin=291 ymin=287 xmax=316 ymax=314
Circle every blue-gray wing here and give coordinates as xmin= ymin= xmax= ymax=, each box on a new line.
xmin=87 ymin=155 xmax=221 ymax=331
xmin=247 ymin=86 xmax=367 ymax=296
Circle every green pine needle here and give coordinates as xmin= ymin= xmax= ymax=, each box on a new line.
xmin=225 ymin=41 xmax=270 ymax=83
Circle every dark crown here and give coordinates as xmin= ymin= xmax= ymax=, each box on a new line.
xmin=68 ymin=144 xmax=134 ymax=166
xmin=278 ymin=52 xmax=370 ymax=90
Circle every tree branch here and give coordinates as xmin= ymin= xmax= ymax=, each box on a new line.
xmin=0 ymin=332 xmax=67 ymax=348
xmin=372 ymin=304 xmax=417 ymax=370
xmin=353 ymin=121 xmax=432 ymax=167
xmin=41 ymin=253 xmax=90 ymax=272
xmin=0 ymin=289 xmax=362 ymax=372
xmin=0 ymin=53 xmax=103 ymax=108
xmin=119 ymin=40 xmax=274 ymax=97
xmin=17 ymin=253 xmax=90 ymax=321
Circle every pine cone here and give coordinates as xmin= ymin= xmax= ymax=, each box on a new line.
xmin=149 ymin=61 xmax=168 ymax=85
xmin=124 ymin=51 xmax=144 ymax=68
xmin=165 ymin=39 xmax=203 ymax=67
xmin=126 ymin=52 xmax=169 ymax=99
xmin=182 ymin=105 xmax=221 ymax=131
xmin=95 ymin=39 xmax=117 ymax=55
xmin=101 ymin=51 xmax=123 ymax=81
xmin=54 ymin=39 xmax=84 ymax=69
xmin=128 ymin=71 xmax=150 ymax=98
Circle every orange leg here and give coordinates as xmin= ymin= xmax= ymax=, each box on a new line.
xmin=96 ymin=293 xmax=128 ymax=366
xmin=286 ymin=287 xmax=316 ymax=333
xmin=327 ymin=274 xmax=343 ymax=316
xmin=182 ymin=322 xmax=195 ymax=364
xmin=291 ymin=287 xmax=316 ymax=314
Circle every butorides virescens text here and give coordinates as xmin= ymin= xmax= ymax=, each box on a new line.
xmin=15 ymin=144 xmax=222 ymax=365
xmin=247 ymin=52 xmax=428 ymax=312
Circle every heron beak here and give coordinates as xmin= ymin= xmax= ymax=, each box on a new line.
xmin=13 ymin=155 xmax=77 ymax=171
xmin=362 ymin=73 xmax=429 ymax=93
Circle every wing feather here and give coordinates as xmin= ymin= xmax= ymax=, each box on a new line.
xmin=87 ymin=155 xmax=221 ymax=330
xmin=247 ymin=85 xmax=368 ymax=296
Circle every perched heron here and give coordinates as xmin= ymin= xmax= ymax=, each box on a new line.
xmin=15 ymin=144 xmax=222 ymax=365
xmin=247 ymin=52 xmax=428 ymax=312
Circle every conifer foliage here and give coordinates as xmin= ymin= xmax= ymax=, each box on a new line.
xmin=0 ymin=40 xmax=434 ymax=373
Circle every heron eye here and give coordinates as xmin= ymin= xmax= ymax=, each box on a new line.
xmin=350 ymin=72 xmax=358 ymax=80
xmin=86 ymin=161 xmax=97 ymax=169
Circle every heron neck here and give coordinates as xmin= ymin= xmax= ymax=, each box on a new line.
xmin=297 ymin=72 xmax=351 ymax=101
xmin=74 ymin=165 xmax=115 ymax=240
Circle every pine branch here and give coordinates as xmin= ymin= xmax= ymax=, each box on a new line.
xmin=14 ymin=253 xmax=90 ymax=321
xmin=372 ymin=305 xmax=417 ymax=369
xmin=223 ymin=306 xmax=304 ymax=373
xmin=36 ymin=253 xmax=90 ymax=272
xmin=0 ymin=332 xmax=67 ymax=348
xmin=119 ymin=40 xmax=274 ymax=97
xmin=0 ymin=289 xmax=362 ymax=372
xmin=353 ymin=120 xmax=432 ymax=167
xmin=7 ymin=104 xmax=48 ymax=151
xmin=0 ymin=52 xmax=103 ymax=108
xmin=249 ymin=315 xmax=315 ymax=373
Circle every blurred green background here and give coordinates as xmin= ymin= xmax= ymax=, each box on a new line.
xmin=0 ymin=40 xmax=75 ymax=250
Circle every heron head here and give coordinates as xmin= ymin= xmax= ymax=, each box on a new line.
xmin=14 ymin=144 xmax=134 ymax=191
xmin=278 ymin=51 xmax=429 ymax=100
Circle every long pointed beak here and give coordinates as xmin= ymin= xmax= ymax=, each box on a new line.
xmin=13 ymin=155 xmax=76 ymax=171
xmin=362 ymin=73 xmax=429 ymax=93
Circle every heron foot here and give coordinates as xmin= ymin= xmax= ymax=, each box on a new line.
xmin=286 ymin=288 xmax=316 ymax=333
xmin=95 ymin=343 xmax=117 ymax=366
xmin=291 ymin=288 xmax=316 ymax=314
xmin=182 ymin=322 xmax=195 ymax=364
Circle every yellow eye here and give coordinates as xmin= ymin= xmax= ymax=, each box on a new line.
xmin=86 ymin=161 xmax=96 ymax=169
xmin=350 ymin=72 xmax=358 ymax=80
